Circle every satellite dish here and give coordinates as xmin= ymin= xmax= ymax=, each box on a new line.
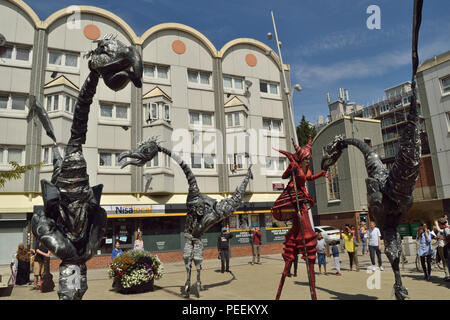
xmin=0 ymin=34 xmax=6 ymax=46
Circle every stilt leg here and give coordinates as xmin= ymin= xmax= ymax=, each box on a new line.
xmin=276 ymin=258 xmax=293 ymax=300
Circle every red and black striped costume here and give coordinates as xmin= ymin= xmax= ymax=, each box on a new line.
xmin=271 ymin=137 xmax=326 ymax=300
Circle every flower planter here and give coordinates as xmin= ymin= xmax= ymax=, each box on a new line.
xmin=118 ymin=278 xmax=154 ymax=294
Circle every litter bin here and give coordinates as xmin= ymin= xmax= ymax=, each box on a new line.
xmin=410 ymin=222 xmax=421 ymax=238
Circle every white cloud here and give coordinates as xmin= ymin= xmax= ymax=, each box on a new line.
xmin=293 ymin=38 xmax=450 ymax=88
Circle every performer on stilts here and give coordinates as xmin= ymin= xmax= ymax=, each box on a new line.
xmin=271 ymin=137 xmax=328 ymax=300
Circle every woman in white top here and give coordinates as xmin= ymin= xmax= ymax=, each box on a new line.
xmin=134 ymin=232 xmax=144 ymax=251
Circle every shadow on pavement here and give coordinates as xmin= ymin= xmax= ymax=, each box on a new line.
xmin=402 ymin=273 xmax=450 ymax=289
xmin=294 ymin=281 xmax=379 ymax=300
xmin=203 ymin=271 xmax=236 ymax=291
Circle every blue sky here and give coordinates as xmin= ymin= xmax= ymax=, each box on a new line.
xmin=27 ymin=0 xmax=450 ymax=125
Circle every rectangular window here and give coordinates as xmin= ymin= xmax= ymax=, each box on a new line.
xmin=191 ymin=154 xmax=202 ymax=169
xmin=227 ymin=114 xmax=233 ymax=127
xmin=260 ymin=81 xmax=279 ymax=96
xmin=226 ymin=112 xmax=243 ymax=128
xmin=441 ymin=76 xmax=450 ymax=94
xmin=11 ymin=95 xmax=26 ymax=110
xmin=48 ymin=51 xmax=62 ymax=65
xmin=53 ymin=95 xmax=59 ymax=111
xmin=65 ymin=54 xmax=78 ymax=67
xmin=234 ymin=78 xmax=243 ymax=90
xmin=188 ymin=71 xmax=198 ymax=83
xmin=0 ymin=46 xmax=13 ymax=59
xmin=0 ymin=147 xmax=3 ymax=163
xmin=144 ymin=65 xmax=155 ymax=78
xmin=188 ymin=70 xmax=211 ymax=85
xmin=146 ymin=154 xmax=159 ymax=167
xmin=99 ymin=153 xmax=112 ymax=166
xmin=263 ymin=119 xmax=271 ymax=130
xmin=269 ymin=84 xmax=278 ymax=95
xmin=46 ymin=96 xmax=52 ymax=111
xmin=7 ymin=148 xmax=22 ymax=163
xmin=223 ymin=76 xmax=232 ymax=89
xmin=190 ymin=112 xmax=200 ymax=125
xmin=446 ymin=112 xmax=450 ymax=132
xmin=0 ymin=95 xmax=8 ymax=109
xmin=202 ymin=113 xmax=212 ymax=126
xmin=15 ymin=48 xmax=30 ymax=61
xmin=327 ymin=164 xmax=340 ymax=201
xmin=200 ymin=72 xmax=210 ymax=85
xmin=116 ymin=105 xmax=128 ymax=119
xmin=43 ymin=147 xmax=50 ymax=164
xmin=164 ymin=104 xmax=170 ymax=120
xmin=260 ymin=82 xmax=268 ymax=93
xmin=48 ymin=51 xmax=78 ymax=68
xmin=265 ymin=157 xmax=284 ymax=171
xmin=150 ymin=103 xmax=158 ymax=120
xmin=100 ymin=105 xmax=113 ymax=118
xmin=204 ymin=155 xmax=214 ymax=169
xmin=272 ymin=120 xmax=281 ymax=132
xmin=157 ymin=66 xmax=169 ymax=79
xmin=234 ymin=113 xmax=240 ymax=126
xmin=164 ymin=154 xmax=170 ymax=168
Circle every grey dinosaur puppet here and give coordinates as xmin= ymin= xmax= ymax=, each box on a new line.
xmin=30 ymin=34 xmax=143 ymax=300
xmin=321 ymin=0 xmax=424 ymax=301
xmin=118 ymin=138 xmax=253 ymax=297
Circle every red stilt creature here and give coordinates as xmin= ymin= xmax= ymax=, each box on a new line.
xmin=271 ymin=137 xmax=328 ymax=300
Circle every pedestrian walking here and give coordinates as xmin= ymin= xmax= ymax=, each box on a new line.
xmin=417 ymin=223 xmax=433 ymax=281
xmin=359 ymin=223 xmax=368 ymax=256
xmin=340 ymin=225 xmax=359 ymax=271
xmin=32 ymin=242 xmax=50 ymax=290
xmin=368 ymin=221 xmax=383 ymax=270
xmin=250 ymin=227 xmax=262 ymax=265
xmin=217 ymin=227 xmax=233 ymax=273
xmin=330 ymin=241 xmax=341 ymax=276
xmin=433 ymin=217 xmax=450 ymax=281
xmin=134 ymin=232 xmax=144 ymax=251
xmin=316 ymin=232 xmax=327 ymax=274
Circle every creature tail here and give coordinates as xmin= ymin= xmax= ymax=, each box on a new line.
xmin=216 ymin=166 xmax=253 ymax=215
xmin=384 ymin=0 xmax=423 ymax=207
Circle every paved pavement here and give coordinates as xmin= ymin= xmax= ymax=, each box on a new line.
xmin=1 ymin=252 xmax=449 ymax=300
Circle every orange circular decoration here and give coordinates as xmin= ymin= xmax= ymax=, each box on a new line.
xmin=84 ymin=24 xmax=100 ymax=40
xmin=246 ymin=53 xmax=257 ymax=67
xmin=172 ymin=40 xmax=186 ymax=54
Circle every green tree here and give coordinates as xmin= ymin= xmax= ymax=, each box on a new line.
xmin=296 ymin=115 xmax=317 ymax=146
xmin=0 ymin=161 xmax=43 ymax=188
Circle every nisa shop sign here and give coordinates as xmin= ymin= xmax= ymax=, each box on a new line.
xmin=103 ymin=204 xmax=165 ymax=217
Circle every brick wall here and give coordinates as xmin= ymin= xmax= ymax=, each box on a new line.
xmin=49 ymin=242 xmax=284 ymax=272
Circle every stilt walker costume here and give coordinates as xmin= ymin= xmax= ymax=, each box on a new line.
xmin=271 ymin=137 xmax=327 ymax=300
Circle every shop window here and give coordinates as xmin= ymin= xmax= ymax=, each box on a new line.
xmin=264 ymin=213 xmax=292 ymax=228
xmin=228 ymin=214 xmax=260 ymax=230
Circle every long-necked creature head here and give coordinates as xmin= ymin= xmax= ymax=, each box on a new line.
xmin=118 ymin=137 xmax=159 ymax=168
xmin=85 ymin=34 xmax=143 ymax=91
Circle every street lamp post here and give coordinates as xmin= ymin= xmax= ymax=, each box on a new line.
xmin=268 ymin=10 xmax=299 ymax=146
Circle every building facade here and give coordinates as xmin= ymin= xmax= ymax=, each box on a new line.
xmin=310 ymin=116 xmax=383 ymax=229
xmin=416 ymin=50 xmax=450 ymax=218
xmin=0 ymin=0 xmax=296 ymax=264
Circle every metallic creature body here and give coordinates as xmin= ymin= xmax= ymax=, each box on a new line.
xmin=271 ymin=138 xmax=327 ymax=300
xmin=321 ymin=0 xmax=423 ymax=300
xmin=31 ymin=35 xmax=143 ymax=299
xmin=119 ymin=138 xmax=253 ymax=297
